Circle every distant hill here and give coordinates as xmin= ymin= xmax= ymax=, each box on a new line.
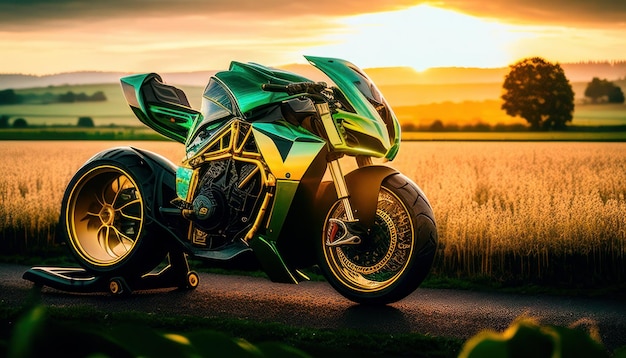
xmin=0 ymin=72 xmax=130 ymax=90
xmin=2 ymin=61 xmax=625 ymax=91
xmin=365 ymin=67 xmax=508 ymax=85
xmin=0 ymin=71 xmax=218 ymax=90
xmin=366 ymin=62 xmax=626 ymax=85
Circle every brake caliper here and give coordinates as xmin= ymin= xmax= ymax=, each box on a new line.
xmin=326 ymin=219 xmax=363 ymax=247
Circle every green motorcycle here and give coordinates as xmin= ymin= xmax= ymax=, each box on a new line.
xmin=54 ymin=56 xmax=437 ymax=304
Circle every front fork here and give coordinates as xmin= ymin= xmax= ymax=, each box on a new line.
xmin=318 ymin=102 xmax=366 ymax=247
xmin=326 ymin=159 xmax=362 ymax=246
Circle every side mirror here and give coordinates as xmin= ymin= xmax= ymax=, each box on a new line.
xmin=121 ymin=73 xmax=201 ymax=143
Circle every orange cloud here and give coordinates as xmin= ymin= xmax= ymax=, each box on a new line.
xmin=440 ymin=0 xmax=626 ymax=27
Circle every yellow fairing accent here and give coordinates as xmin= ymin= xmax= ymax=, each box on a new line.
xmin=251 ymin=128 xmax=326 ymax=180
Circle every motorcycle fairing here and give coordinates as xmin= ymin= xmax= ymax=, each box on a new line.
xmin=121 ymin=73 xmax=201 ymax=143
xmin=121 ymin=56 xmax=401 ymax=160
xmin=249 ymin=236 xmax=309 ymax=283
xmin=213 ymin=61 xmax=312 ymax=116
xmin=251 ymin=121 xmax=326 ymax=181
xmin=186 ymin=65 xmax=311 ymax=159
xmin=305 ymin=56 xmax=401 ymax=160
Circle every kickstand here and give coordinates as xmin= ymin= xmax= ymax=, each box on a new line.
xmin=23 ymin=249 xmax=199 ymax=296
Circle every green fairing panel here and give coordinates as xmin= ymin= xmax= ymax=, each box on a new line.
xmin=249 ymin=236 xmax=304 ymax=283
xmin=121 ymin=74 xmax=155 ymax=134
xmin=121 ymin=74 xmax=145 ymax=109
xmin=304 ymin=56 xmax=401 ymax=160
xmin=121 ymin=73 xmax=200 ymax=143
xmin=215 ymin=62 xmax=312 ymax=116
xmin=331 ymin=110 xmax=390 ymax=157
xmin=265 ymin=180 xmax=299 ymax=241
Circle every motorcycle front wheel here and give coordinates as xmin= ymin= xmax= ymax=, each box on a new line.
xmin=60 ymin=157 xmax=168 ymax=275
xmin=318 ymin=174 xmax=437 ymax=305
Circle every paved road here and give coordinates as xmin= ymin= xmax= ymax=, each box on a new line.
xmin=1 ymin=263 xmax=625 ymax=351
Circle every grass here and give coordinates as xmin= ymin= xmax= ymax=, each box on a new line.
xmin=401 ymin=130 xmax=626 ymax=141
xmin=1 ymin=84 xmax=203 ymax=127
xmin=0 ymin=126 xmax=167 ymax=141
xmin=2 ymin=83 xmax=625 ymax=128
xmin=394 ymin=100 xmax=626 ymax=129
xmin=0 ymin=295 xmax=463 ymax=358
xmin=1 ymin=283 xmax=622 ymax=357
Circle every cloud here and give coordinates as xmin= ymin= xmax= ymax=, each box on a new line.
xmin=1 ymin=0 xmax=624 ymax=75
xmin=1 ymin=0 xmax=626 ymax=30
xmin=441 ymin=0 xmax=626 ymax=27
xmin=0 ymin=0 xmax=420 ymax=30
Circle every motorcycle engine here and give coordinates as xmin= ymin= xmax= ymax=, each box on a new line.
xmin=190 ymin=158 xmax=263 ymax=249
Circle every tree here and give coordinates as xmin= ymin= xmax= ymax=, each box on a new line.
xmin=584 ymin=77 xmax=623 ymax=103
xmin=90 ymin=91 xmax=107 ymax=101
xmin=12 ymin=118 xmax=28 ymax=128
xmin=429 ymin=119 xmax=445 ymax=131
xmin=0 ymin=89 xmax=21 ymax=105
xmin=501 ymin=57 xmax=575 ymax=130
xmin=584 ymin=77 xmax=612 ymax=103
xmin=58 ymin=91 xmax=76 ymax=103
xmin=0 ymin=115 xmax=9 ymax=128
xmin=608 ymin=85 xmax=625 ymax=103
xmin=77 ymin=116 xmax=95 ymax=127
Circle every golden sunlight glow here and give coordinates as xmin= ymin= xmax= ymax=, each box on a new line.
xmin=1 ymin=3 xmax=624 ymax=75
xmin=306 ymin=4 xmax=532 ymax=70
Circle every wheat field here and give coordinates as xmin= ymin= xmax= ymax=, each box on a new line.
xmin=1 ymin=140 xmax=624 ymax=286
xmin=0 ymin=141 xmax=186 ymax=252
xmin=393 ymin=141 xmax=626 ymax=285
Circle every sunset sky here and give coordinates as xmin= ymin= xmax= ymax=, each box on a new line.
xmin=1 ymin=0 xmax=625 ymax=75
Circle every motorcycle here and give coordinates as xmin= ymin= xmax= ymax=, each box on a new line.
xmin=29 ymin=56 xmax=437 ymax=304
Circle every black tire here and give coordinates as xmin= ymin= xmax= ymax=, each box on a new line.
xmin=60 ymin=154 xmax=169 ymax=275
xmin=317 ymin=174 xmax=437 ymax=305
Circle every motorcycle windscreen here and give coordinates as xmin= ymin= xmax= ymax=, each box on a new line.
xmin=185 ymin=78 xmax=238 ymax=157
xmin=304 ymin=56 xmax=401 ymax=160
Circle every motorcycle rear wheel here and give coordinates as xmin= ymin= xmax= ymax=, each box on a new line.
xmin=61 ymin=158 xmax=168 ymax=275
xmin=318 ymin=174 xmax=437 ymax=305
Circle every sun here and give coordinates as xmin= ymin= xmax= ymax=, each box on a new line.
xmin=306 ymin=4 xmax=529 ymax=71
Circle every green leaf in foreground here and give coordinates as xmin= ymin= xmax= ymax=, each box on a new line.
xmin=2 ymin=304 xmax=314 ymax=358
xmin=458 ymin=317 xmax=611 ymax=358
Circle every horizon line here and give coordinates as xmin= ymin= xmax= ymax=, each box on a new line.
xmin=4 ymin=59 xmax=626 ymax=77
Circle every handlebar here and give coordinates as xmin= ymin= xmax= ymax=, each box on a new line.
xmin=261 ymin=83 xmax=289 ymax=93
xmin=261 ymin=82 xmax=327 ymax=96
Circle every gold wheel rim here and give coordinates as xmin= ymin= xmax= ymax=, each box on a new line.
xmin=323 ymin=187 xmax=415 ymax=293
xmin=66 ymin=165 xmax=144 ymax=267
